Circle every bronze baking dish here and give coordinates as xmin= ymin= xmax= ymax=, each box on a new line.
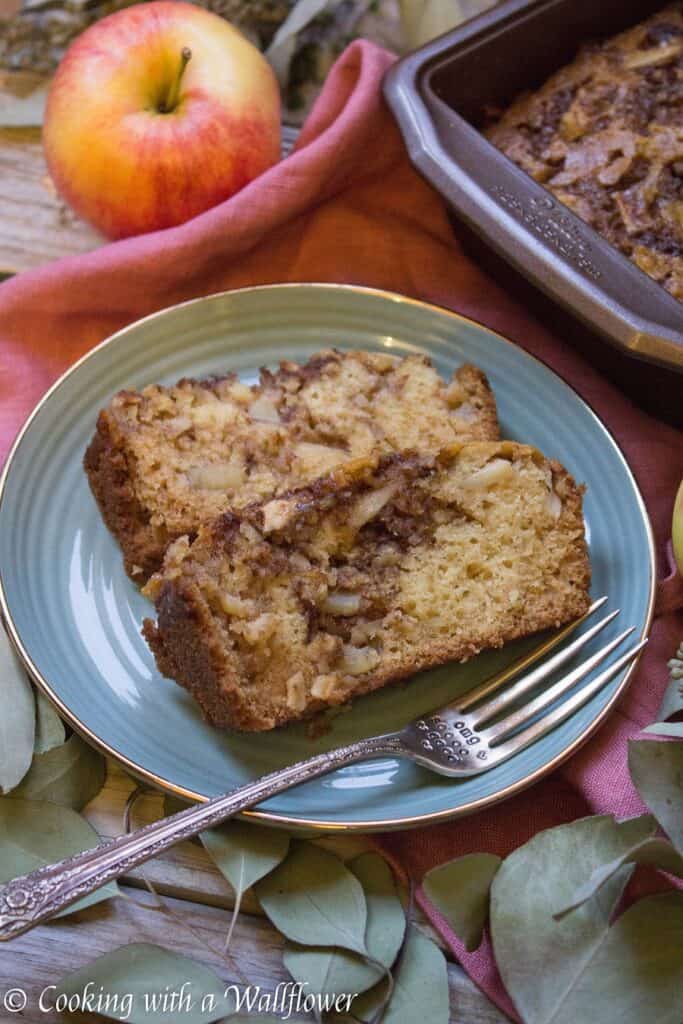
xmin=384 ymin=0 xmax=683 ymax=398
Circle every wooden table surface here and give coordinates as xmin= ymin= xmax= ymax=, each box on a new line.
xmin=0 ymin=125 xmax=509 ymax=1023
xmin=3 ymin=761 xmax=510 ymax=1024
xmin=0 ymin=126 xmax=102 ymax=275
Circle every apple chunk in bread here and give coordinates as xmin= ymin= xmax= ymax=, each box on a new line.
xmin=84 ymin=351 xmax=499 ymax=581
xmin=142 ymin=442 xmax=591 ymax=731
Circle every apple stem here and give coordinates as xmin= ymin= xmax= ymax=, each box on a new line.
xmin=161 ymin=46 xmax=192 ymax=113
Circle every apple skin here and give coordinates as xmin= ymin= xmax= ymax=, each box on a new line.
xmin=673 ymin=478 xmax=683 ymax=576
xmin=43 ymin=1 xmax=281 ymax=239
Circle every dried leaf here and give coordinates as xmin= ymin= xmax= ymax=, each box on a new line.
xmin=0 ymin=629 xmax=34 ymax=793
xmin=629 ymin=739 xmax=683 ymax=854
xmin=33 ymin=689 xmax=66 ymax=754
xmin=164 ymin=793 xmax=191 ymax=815
xmin=56 ymin=943 xmax=232 ymax=1023
xmin=556 ymin=822 xmax=683 ymax=918
xmin=643 ymin=722 xmax=683 ymax=738
xmin=423 ymin=852 xmax=501 ymax=951
xmin=201 ymin=819 xmax=289 ymax=893
xmin=10 ymin=732 xmax=105 ymax=810
xmin=658 ymin=642 xmax=683 ymax=720
xmin=314 ymin=833 xmax=377 ymax=862
xmin=351 ymin=852 xmax=406 ymax=968
xmin=350 ymin=977 xmax=391 ymax=1024
xmin=285 ymin=937 xmax=376 ymax=1003
xmin=200 ymin=819 xmax=289 ymax=947
xmin=400 ymin=0 xmax=463 ymax=49
xmin=490 ymin=815 xmax=644 ymax=1024
xmin=266 ymin=0 xmax=331 ymax=82
xmin=284 ymin=852 xmax=405 ymax=998
xmin=0 ymin=797 xmax=117 ymax=914
xmin=657 ymin=679 xmax=683 ymax=722
xmin=549 ymin=893 xmax=683 ymax=1024
xmin=0 ymin=71 xmax=50 ymax=127
xmin=352 ymin=927 xmax=449 ymax=1024
xmin=256 ymin=842 xmax=367 ymax=954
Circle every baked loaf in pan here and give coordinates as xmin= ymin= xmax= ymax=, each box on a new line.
xmin=142 ymin=442 xmax=591 ymax=732
xmin=84 ymin=351 xmax=498 ymax=582
xmin=487 ymin=4 xmax=683 ymax=300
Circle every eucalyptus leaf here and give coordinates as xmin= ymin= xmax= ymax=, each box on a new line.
xmin=0 ymin=797 xmax=117 ymax=914
xmin=351 ymin=853 xmax=406 ymax=968
xmin=56 ymin=943 xmax=233 ymax=1023
xmin=423 ymin=852 xmax=501 ymax=951
xmin=10 ymin=732 xmax=105 ymax=809
xmin=352 ymin=927 xmax=449 ymax=1024
xmin=549 ymin=892 xmax=683 ymax=1024
xmin=658 ymin=643 xmax=683 ymax=720
xmin=34 ymin=689 xmax=66 ymax=754
xmin=256 ymin=842 xmax=367 ymax=954
xmin=201 ymin=820 xmax=290 ymax=892
xmin=284 ymin=852 xmax=405 ymax=999
xmin=314 ymin=834 xmax=375 ymax=862
xmin=284 ymin=938 xmax=379 ymax=1003
xmin=643 ymin=721 xmax=683 ymax=738
xmin=629 ymin=739 xmax=683 ymax=854
xmin=164 ymin=794 xmax=191 ymax=816
xmin=490 ymin=815 xmax=650 ymax=1024
xmin=657 ymin=679 xmax=683 ymax=722
xmin=0 ymin=73 xmax=50 ymax=127
xmin=266 ymin=0 xmax=331 ymax=82
xmin=399 ymin=0 xmax=468 ymax=49
xmin=349 ymin=977 xmax=391 ymax=1024
xmin=0 ymin=630 xmax=35 ymax=793
xmin=200 ymin=819 xmax=289 ymax=947
xmin=556 ymin=832 xmax=683 ymax=919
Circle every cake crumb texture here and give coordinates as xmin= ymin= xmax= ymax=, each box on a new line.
xmin=84 ymin=350 xmax=499 ymax=581
xmin=487 ymin=4 xmax=683 ymax=300
xmin=143 ymin=441 xmax=591 ymax=731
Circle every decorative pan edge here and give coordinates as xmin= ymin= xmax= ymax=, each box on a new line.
xmin=383 ymin=0 xmax=683 ymax=374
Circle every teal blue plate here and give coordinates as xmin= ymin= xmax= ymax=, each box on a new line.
xmin=0 ymin=285 xmax=655 ymax=831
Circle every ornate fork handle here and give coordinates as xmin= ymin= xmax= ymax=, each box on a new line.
xmin=0 ymin=733 xmax=403 ymax=942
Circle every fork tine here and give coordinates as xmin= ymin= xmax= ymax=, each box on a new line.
xmin=486 ymin=639 xmax=647 ymax=763
xmin=485 ymin=627 xmax=637 ymax=744
xmin=455 ymin=597 xmax=608 ymax=713
xmin=471 ymin=607 xmax=620 ymax=726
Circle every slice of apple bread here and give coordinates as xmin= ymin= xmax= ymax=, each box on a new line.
xmin=142 ymin=442 xmax=591 ymax=731
xmin=84 ymin=350 xmax=498 ymax=581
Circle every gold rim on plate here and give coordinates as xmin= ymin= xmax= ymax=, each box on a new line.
xmin=0 ymin=283 xmax=656 ymax=833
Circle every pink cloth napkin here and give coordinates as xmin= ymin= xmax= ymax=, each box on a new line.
xmin=1 ymin=39 xmax=681 ymax=1020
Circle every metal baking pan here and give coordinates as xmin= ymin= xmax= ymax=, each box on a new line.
xmin=383 ymin=0 xmax=683 ymax=377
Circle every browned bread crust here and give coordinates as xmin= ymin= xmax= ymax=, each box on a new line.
xmin=486 ymin=5 xmax=683 ymax=300
xmin=84 ymin=406 xmax=167 ymax=581
xmin=143 ymin=442 xmax=591 ymax=732
xmin=84 ymin=351 xmax=499 ymax=582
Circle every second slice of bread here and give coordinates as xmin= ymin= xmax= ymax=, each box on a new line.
xmin=143 ymin=442 xmax=591 ymax=731
xmin=85 ymin=350 xmax=498 ymax=581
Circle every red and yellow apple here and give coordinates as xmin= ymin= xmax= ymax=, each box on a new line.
xmin=43 ymin=1 xmax=281 ymax=238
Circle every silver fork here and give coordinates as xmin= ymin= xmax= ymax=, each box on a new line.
xmin=0 ymin=597 xmax=645 ymax=941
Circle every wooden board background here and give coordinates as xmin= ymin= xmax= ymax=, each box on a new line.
xmin=0 ymin=759 xmax=509 ymax=1023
